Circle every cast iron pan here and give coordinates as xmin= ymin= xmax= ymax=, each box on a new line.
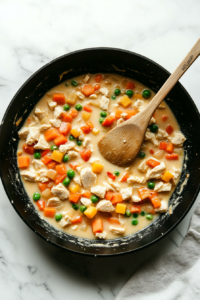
xmin=0 ymin=48 xmax=200 ymax=256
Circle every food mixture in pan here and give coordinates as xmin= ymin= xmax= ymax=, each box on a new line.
xmin=17 ymin=73 xmax=186 ymax=240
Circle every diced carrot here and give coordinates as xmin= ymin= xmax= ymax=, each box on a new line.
xmin=162 ymin=114 xmax=168 ymax=121
xmin=47 ymin=161 xmax=56 ymax=169
xmin=44 ymin=208 xmax=56 ymax=218
xmin=165 ymin=154 xmax=179 ymax=160
xmin=125 ymin=81 xmax=135 ymax=89
xmin=82 ymin=84 xmax=95 ymax=97
xmin=115 ymin=109 xmax=123 ymax=120
xmin=41 ymin=149 xmax=50 ymax=157
xmin=52 ymin=93 xmax=65 ymax=105
xmin=55 ymin=174 xmax=66 ymax=185
xmin=107 ymin=172 xmax=115 ymax=180
xmin=81 ymin=191 xmax=91 ymax=198
xmin=18 ymin=156 xmax=30 ymax=169
xmin=36 ymin=200 xmax=45 ymax=211
xmin=41 ymin=155 xmax=52 ymax=165
xmin=95 ymin=74 xmax=103 ymax=83
xmin=69 ymin=163 xmax=78 ymax=170
xmin=124 ymin=109 xmax=137 ymax=120
xmin=80 ymin=149 xmax=92 ymax=162
xmin=59 ymin=122 xmax=71 ymax=135
xmin=69 ymin=108 xmax=78 ymax=118
xmin=83 ymin=105 xmax=93 ymax=112
xmin=69 ymin=193 xmax=81 ymax=203
xmin=107 ymin=218 xmax=121 ymax=225
xmin=166 ymin=124 xmax=174 ymax=135
xmin=94 ymin=84 xmax=101 ymax=90
xmin=86 ymin=121 xmax=94 ymax=129
xmin=111 ymin=193 xmax=123 ymax=204
xmin=166 ymin=142 xmax=174 ymax=153
xmin=149 ymin=191 xmax=161 ymax=208
xmin=149 ymin=148 xmax=154 ymax=155
xmin=102 ymin=115 xmax=115 ymax=127
xmin=152 ymin=113 xmax=156 ymax=118
xmin=92 ymin=219 xmax=103 ymax=234
xmin=54 ymin=135 xmax=68 ymax=146
xmin=146 ymin=159 xmax=160 ymax=168
xmin=38 ymin=182 xmax=49 ymax=192
xmin=71 ymin=215 xmax=82 ymax=224
xmin=105 ymin=191 xmax=114 ymax=200
xmin=44 ymin=128 xmax=60 ymax=142
xmin=23 ymin=143 xmax=35 ymax=155
xmin=62 ymin=112 xmax=73 ymax=123
xmin=120 ymin=172 xmax=129 ymax=182
xmin=55 ymin=163 xmax=67 ymax=175
xmin=130 ymin=205 xmax=141 ymax=213
xmin=81 ymin=125 xmax=91 ymax=134
xmin=138 ymin=188 xmax=150 ymax=200
xmin=159 ymin=141 xmax=168 ymax=150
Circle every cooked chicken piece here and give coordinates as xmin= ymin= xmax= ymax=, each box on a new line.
xmin=156 ymin=129 xmax=169 ymax=140
xmin=102 ymin=181 xmax=115 ymax=192
xmin=47 ymin=197 xmax=62 ymax=207
xmin=32 ymin=159 xmax=45 ymax=170
xmin=18 ymin=127 xmax=29 ymax=139
xmin=171 ymin=167 xmax=181 ymax=185
xmin=96 ymin=200 xmax=115 ymax=212
xmin=145 ymin=129 xmax=159 ymax=146
xmin=76 ymin=91 xmax=85 ymax=100
xmin=83 ymin=137 xmax=91 ymax=148
xmin=169 ymin=131 xmax=186 ymax=147
xmin=95 ymin=231 xmax=107 ymax=239
xmin=120 ymin=187 xmax=132 ymax=200
xmin=26 ymin=127 xmax=40 ymax=145
xmin=146 ymin=162 xmax=166 ymax=179
xmin=32 ymin=115 xmax=39 ymax=123
xmin=54 ymin=106 xmax=63 ymax=119
xmin=47 ymin=99 xmax=57 ymax=110
xmin=59 ymin=141 xmax=75 ymax=153
xmin=49 ymin=118 xmax=62 ymax=128
xmin=127 ymin=176 xmax=146 ymax=184
xmin=91 ymin=185 xmax=107 ymax=198
xmin=154 ymin=182 xmax=172 ymax=192
xmin=100 ymin=95 xmax=110 ymax=111
xmin=59 ymin=214 xmax=71 ymax=227
xmin=68 ymin=151 xmax=78 ymax=160
xmin=21 ymin=170 xmax=36 ymax=181
xmin=80 ymin=168 xmax=97 ymax=190
xmin=89 ymin=94 xmax=98 ymax=99
xmin=39 ymin=124 xmax=51 ymax=132
xmin=133 ymin=100 xmax=147 ymax=112
xmin=80 ymin=197 xmax=92 ymax=207
xmin=85 ymin=100 xmax=100 ymax=107
xmin=131 ymin=194 xmax=141 ymax=202
xmin=73 ymin=175 xmax=81 ymax=186
xmin=108 ymin=178 xmax=121 ymax=192
xmin=155 ymin=201 xmax=168 ymax=213
xmin=51 ymin=183 xmax=70 ymax=200
xmin=138 ymin=160 xmax=148 ymax=173
xmin=83 ymin=74 xmax=90 ymax=83
xmin=99 ymin=87 xmax=109 ymax=96
xmin=117 ymin=118 xmax=124 ymax=126
xmin=149 ymin=117 xmax=156 ymax=125
xmin=109 ymin=226 xmax=126 ymax=235
xmin=89 ymin=157 xmax=101 ymax=163
xmin=34 ymin=134 xmax=50 ymax=150
xmin=35 ymin=106 xmax=46 ymax=120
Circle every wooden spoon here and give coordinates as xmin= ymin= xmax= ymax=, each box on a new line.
xmin=98 ymin=39 xmax=200 ymax=167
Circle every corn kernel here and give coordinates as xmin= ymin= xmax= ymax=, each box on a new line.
xmin=92 ymin=128 xmax=100 ymax=135
xmin=84 ymin=207 xmax=97 ymax=218
xmin=119 ymin=95 xmax=132 ymax=108
xmin=92 ymin=162 xmax=104 ymax=173
xmin=51 ymin=150 xmax=64 ymax=163
xmin=116 ymin=203 xmax=126 ymax=214
xmin=162 ymin=171 xmax=174 ymax=182
xmin=82 ymin=112 xmax=91 ymax=121
xmin=47 ymin=169 xmax=57 ymax=180
xmin=69 ymin=184 xmax=81 ymax=194
xmin=66 ymin=92 xmax=77 ymax=105
xmin=70 ymin=126 xmax=82 ymax=138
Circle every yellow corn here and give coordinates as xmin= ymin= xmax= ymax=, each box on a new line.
xmin=92 ymin=162 xmax=104 ymax=173
xmin=51 ymin=150 xmax=64 ymax=163
xmin=84 ymin=207 xmax=97 ymax=218
xmin=162 ymin=171 xmax=174 ymax=183
xmin=119 ymin=95 xmax=132 ymax=108
xmin=116 ymin=203 xmax=126 ymax=214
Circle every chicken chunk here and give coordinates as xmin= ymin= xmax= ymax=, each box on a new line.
xmin=83 ymin=137 xmax=91 ymax=148
xmin=47 ymin=99 xmax=57 ymax=110
xmin=146 ymin=162 xmax=166 ymax=179
xmin=108 ymin=178 xmax=121 ymax=191
xmin=89 ymin=94 xmax=98 ymax=99
xmin=89 ymin=157 xmax=101 ymax=164
xmin=127 ymin=176 xmax=146 ymax=184
xmin=96 ymin=200 xmax=115 ymax=212
xmin=51 ymin=183 xmax=70 ymax=200
xmin=32 ymin=159 xmax=45 ymax=170
xmin=154 ymin=182 xmax=172 ymax=192
xmin=95 ymin=231 xmax=107 ymax=239
xmin=73 ymin=175 xmax=81 ymax=186
xmin=59 ymin=214 xmax=71 ymax=227
xmin=131 ymin=194 xmax=141 ymax=202
xmin=102 ymin=181 xmax=115 ymax=192
xmin=21 ymin=170 xmax=36 ymax=182
xmin=156 ymin=129 xmax=169 ymax=140
xmin=155 ymin=201 xmax=168 ymax=213
xmin=34 ymin=134 xmax=50 ymax=150
xmin=68 ymin=151 xmax=78 ymax=160
xmin=26 ymin=127 xmax=40 ymax=145
xmin=100 ymin=95 xmax=110 ymax=111
xmin=138 ymin=160 xmax=148 ymax=173
xmin=145 ymin=129 xmax=159 ymax=146
xmin=32 ymin=115 xmax=39 ymax=124
xmin=39 ymin=124 xmax=51 ymax=132
xmin=171 ymin=167 xmax=181 ymax=185
xmin=59 ymin=141 xmax=75 ymax=153
xmin=80 ymin=168 xmax=97 ymax=190
xmin=76 ymin=91 xmax=85 ymax=100
xmin=99 ymin=87 xmax=109 ymax=96
xmin=54 ymin=106 xmax=63 ymax=119
xmin=91 ymin=185 xmax=107 ymax=198
xmin=109 ymin=226 xmax=126 ymax=235
xmin=80 ymin=197 xmax=92 ymax=207
xmin=133 ymin=100 xmax=147 ymax=112
xmin=169 ymin=131 xmax=186 ymax=147
xmin=120 ymin=187 xmax=132 ymax=200
xmin=47 ymin=197 xmax=62 ymax=207
xmin=149 ymin=117 xmax=156 ymax=125
xmin=83 ymin=74 xmax=90 ymax=83
xmin=49 ymin=118 xmax=62 ymax=128
xmin=35 ymin=106 xmax=46 ymax=120
xmin=117 ymin=118 xmax=124 ymax=126
xmin=18 ymin=127 xmax=29 ymax=139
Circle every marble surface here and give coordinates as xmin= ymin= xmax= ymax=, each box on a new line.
xmin=0 ymin=0 xmax=200 ymax=299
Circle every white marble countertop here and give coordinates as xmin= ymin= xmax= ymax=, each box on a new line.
xmin=0 ymin=0 xmax=200 ymax=299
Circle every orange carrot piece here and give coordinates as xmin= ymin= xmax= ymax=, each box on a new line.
xmin=69 ymin=108 xmax=78 ymax=118
xmin=162 ymin=114 xmax=168 ymax=121
xmin=92 ymin=219 xmax=103 ymax=234
xmin=59 ymin=122 xmax=71 ymax=135
xmin=159 ymin=141 xmax=168 ymax=150
xmin=138 ymin=188 xmax=150 ymax=200
xmin=83 ymin=105 xmax=93 ymax=112
xmin=81 ymin=125 xmax=91 ymax=134
xmin=95 ymin=74 xmax=103 ymax=83
xmin=82 ymin=84 xmax=95 ymax=97
xmin=149 ymin=148 xmax=154 ymax=155
xmin=166 ymin=142 xmax=174 ymax=153
xmin=69 ymin=163 xmax=78 ymax=170
xmin=107 ymin=218 xmax=121 ymax=225
xmin=81 ymin=191 xmax=91 ymax=198
xmin=55 ymin=174 xmax=66 ymax=185
xmin=71 ymin=215 xmax=82 ymax=225
xmin=52 ymin=93 xmax=65 ymax=105
xmin=23 ymin=143 xmax=35 ymax=155
xmin=120 ymin=172 xmax=129 ymax=182
xmin=130 ymin=205 xmax=141 ymax=213
xmin=102 ymin=115 xmax=115 ymax=127
xmin=41 ymin=149 xmax=50 ymax=157
xmin=62 ymin=112 xmax=73 ymax=123
xmin=41 ymin=155 xmax=52 ymax=165
xmin=38 ymin=182 xmax=49 ymax=192
xmin=36 ymin=200 xmax=45 ymax=211
xmin=125 ymin=81 xmax=135 ymax=89
xmin=18 ymin=156 xmax=30 ymax=169
xmin=111 ymin=193 xmax=123 ymax=204
xmin=47 ymin=161 xmax=56 ymax=169
xmin=146 ymin=159 xmax=160 ymax=168
xmin=115 ymin=109 xmax=123 ymax=120
xmin=55 ymin=163 xmax=67 ymax=175
xmin=80 ymin=149 xmax=92 ymax=162
xmin=124 ymin=109 xmax=137 ymax=120
xmin=44 ymin=207 xmax=56 ymax=218
xmin=94 ymin=84 xmax=101 ymax=90
xmin=86 ymin=121 xmax=94 ymax=129
xmin=69 ymin=193 xmax=81 ymax=203
xmin=105 ymin=191 xmax=114 ymax=200
xmin=166 ymin=124 xmax=174 ymax=135
xmin=44 ymin=128 xmax=60 ymax=142
xmin=165 ymin=154 xmax=179 ymax=160
xmin=54 ymin=135 xmax=68 ymax=146
xmin=149 ymin=192 xmax=161 ymax=208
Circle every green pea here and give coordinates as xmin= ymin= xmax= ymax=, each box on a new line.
xmin=146 ymin=214 xmax=153 ymax=220
xmin=33 ymin=192 xmax=41 ymax=202
xmin=67 ymin=169 xmax=75 ymax=179
xmin=148 ymin=181 xmax=155 ymax=189
xmin=69 ymin=135 xmax=75 ymax=140
xmin=77 ymin=140 xmax=82 ymax=146
xmin=125 ymin=210 xmax=131 ymax=217
xmin=50 ymin=145 xmax=58 ymax=151
xmin=114 ymin=89 xmax=121 ymax=96
xmin=63 ymin=104 xmax=70 ymax=111
xmin=71 ymin=80 xmax=78 ymax=87
xmin=133 ymin=213 xmax=138 ymax=218
xmin=75 ymin=104 xmax=82 ymax=111
xmin=139 ymin=151 xmax=146 ymax=159
xmin=63 ymin=177 xmax=70 ymax=186
xmin=34 ymin=152 xmax=41 ymax=159
xmin=111 ymin=95 xmax=116 ymax=100
xmin=100 ymin=111 xmax=107 ymax=118
xmin=72 ymin=203 xmax=79 ymax=210
xmin=99 ymin=118 xmax=104 ymax=124
xmin=80 ymin=205 xmax=87 ymax=213
xmin=142 ymin=89 xmax=151 ymax=99
xmin=141 ymin=211 xmax=145 ymax=216
xmin=91 ymin=195 xmax=99 ymax=203
xmin=126 ymin=90 xmax=134 ymax=98
xmin=132 ymin=219 xmax=138 ymax=225
xmin=114 ymin=171 xmax=120 ymax=176
xmin=63 ymin=154 xmax=69 ymax=162
xmin=65 ymin=83 xmax=68 ymax=87
xmin=55 ymin=213 xmax=62 ymax=221
xmin=149 ymin=123 xmax=158 ymax=133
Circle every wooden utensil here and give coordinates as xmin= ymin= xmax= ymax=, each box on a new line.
xmin=98 ymin=39 xmax=200 ymax=167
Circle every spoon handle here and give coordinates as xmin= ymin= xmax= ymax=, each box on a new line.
xmin=143 ymin=38 xmax=200 ymax=119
